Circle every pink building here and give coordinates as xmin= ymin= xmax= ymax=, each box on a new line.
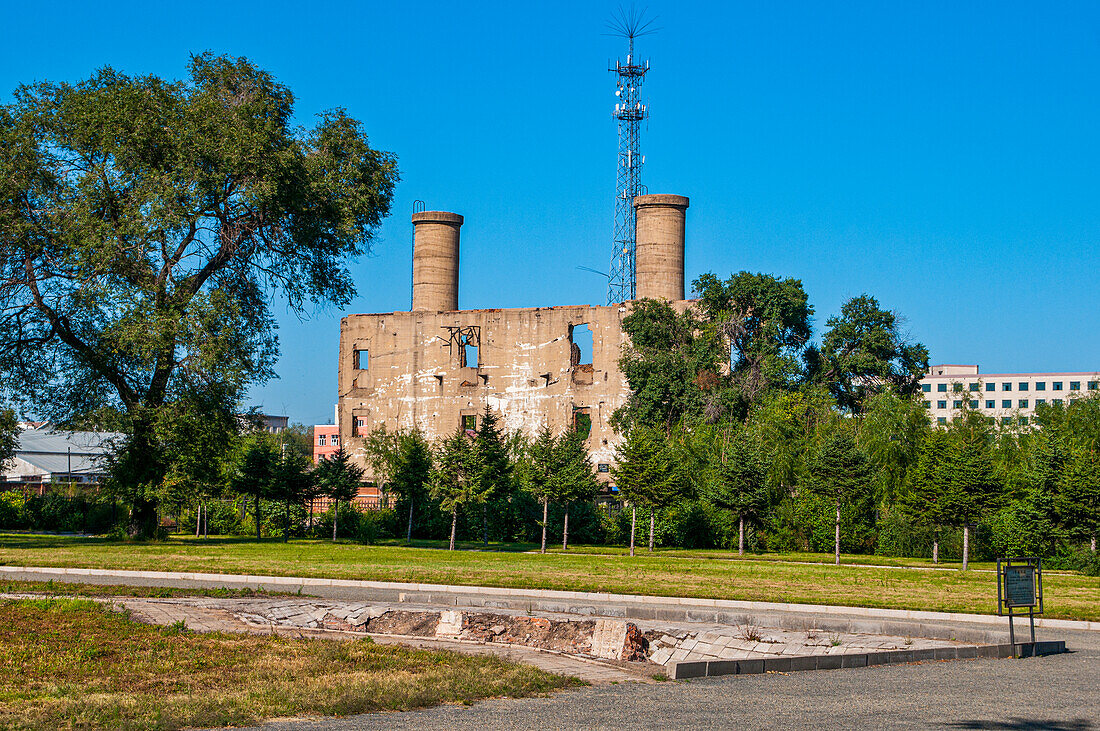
xmin=312 ymin=424 xmax=341 ymax=464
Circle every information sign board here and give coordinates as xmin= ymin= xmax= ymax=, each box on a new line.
xmin=1003 ymin=565 xmax=1037 ymax=608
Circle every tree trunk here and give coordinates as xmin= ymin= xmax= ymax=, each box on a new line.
xmin=308 ymin=499 xmax=314 ymax=532
xmin=332 ymin=499 xmax=338 ymax=542
xmin=449 ymin=508 xmax=457 ymax=551
xmin=256 ymin=494 xmax=262 ymax=541
xmin=540 ymin=497 xmax=548 ymax=554
xmin=406 ymin=499 xmax=415 ymax=544
xmin=648 ymin=509 xmax=655 ymax=552
xmin=195 ymin=502 xmax=201 ymax=538
xmin=482 ymin=504 xmax=488 ymax=547
xmin=834 ymin=498 xmax=841 ymax=566
xmin=130 ymin=497 xmax=158 ymax=539
xmin=932 ymin=537 xmax=939 ymax=564
xmin=203 ymin=504 xmax=207 ymax=538
xmin=738 ymin=514 xmax=745 ymax=557
xmin=629 ymin=506 xmax=636 ymax=558
xmin=962 ymin=524 xmax=970 ymax=571
xmin=284 ymin=500 xmax=290 ymax=543
xmin=562 ymin=503 xmax=570 ymax=551
xmin=1091 ymin=534 xmax=1096 ymax=553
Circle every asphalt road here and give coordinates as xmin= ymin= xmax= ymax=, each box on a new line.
xmin=257 ymin=629 xmax=1100 ymax=731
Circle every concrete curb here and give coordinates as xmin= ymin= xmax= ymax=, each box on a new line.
xmin=668 ymin=641 xmax=1069 ymax=680
xmin=3 ymin=565 xmax=1096 ymax=636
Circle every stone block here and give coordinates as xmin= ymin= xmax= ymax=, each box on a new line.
xmin=956 ymin=646 xmax=978 ymax=659
xmin=816 ymin=655 xmax=843 ymax=670
xmin=705 ymin=660 xmax=739 ymax=677
xmin=671 ymin=661 xmax=708 ymax=680
xmin=763 ymin=657 xmax=793 ymax=673
xmin=436 ymin=610 xmax=463 ymax=638
xmin=737 ymin=659 xmax=765 ymax=675
xmin=933 ymin=647 xmax=958 ymax=661
xmin=788 ymin=655 xmax=819 ymax=672
xmin=841 ymin=654 xmax=868 ymax=668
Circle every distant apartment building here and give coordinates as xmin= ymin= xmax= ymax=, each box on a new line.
xmin=313 ymin=424 xmax=340 ymax=463
xmin=919 ymin=364 xmax=1100 ymax=426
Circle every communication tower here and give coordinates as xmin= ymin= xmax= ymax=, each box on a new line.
xmin=606 ymin=9 xmax=655 ymax=304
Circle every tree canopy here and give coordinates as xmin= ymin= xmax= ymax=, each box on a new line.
xmin=0 ymin=54 xmax=397 ymax=533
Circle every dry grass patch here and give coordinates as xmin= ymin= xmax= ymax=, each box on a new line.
xmin=0 ymin=598 xmax=577 ymax=730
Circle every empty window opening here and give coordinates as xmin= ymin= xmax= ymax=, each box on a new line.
xmin=462 ymin=414 xmax=477 ymax=433
xmin=569 ymin=324 xmax=593 ymax=366
xmin=354 ymin=348 xmax=369 ymax=370
xmin=462 ymin=338 xmax=478 ymax=368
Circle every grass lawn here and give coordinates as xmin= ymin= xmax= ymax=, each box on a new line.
xmin=0 ymin=578 xmax=308 ymax=599
xmin=1 ymin=534 xmax=1098 ymax=621
xmin=0 ymin=596 xmax=576 ymax=731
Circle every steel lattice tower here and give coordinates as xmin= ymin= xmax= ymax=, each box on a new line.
xmin=606 ymin=11 xmax=654 ymax=304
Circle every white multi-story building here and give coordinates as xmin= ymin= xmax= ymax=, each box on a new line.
xmin=919 ymin=364 xmax=1100 ymax=426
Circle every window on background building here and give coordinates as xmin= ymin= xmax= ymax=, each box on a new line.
xmin=1002 ymin=400 xmax=1012 ymax=408
xmin=318 ymin=435 xmax=326 ymax=446
xmin=1053 ymin=399 xmax=1063 ymax=406
xmin=1018 ymin=382 xmax=1029 ymax=391
xmin=1036 ymin=382 xmax=1046 ymax=391
xmin=332 ymin=436 xmax=339 ymax=446
xmin=1036 ymin=398 xmax=1046 ymax=406
xmin=986 ymin=383 xmax=996 ymax=392
xmin=986 ymin=400 xmax=995 ymax=409
xmin=1070 ymin=381 xmax=1081 ymax=391
xmin=354 ymin=349 xmax=369 ymax=370
xmin=462 ymin=415 xmax=477 ymax=431
xmin=969 ymin=383 xmax=980 ymax=392
xmin=1002 ymin=383 xmax=1012 ymax=391
xmin=923 ymin=401 xmax=931 ymax=409
xmin=938 ymin=383 xmax=948 ymax=392
xmin=1019 ymin=400 xmax=1028 ymax=408
xmin=1002 ymin=416 xmax=1012 ymax=425
xmin=969 ymin=400 xmax=979 ymax=409
xmin=937 ymin=417 xmax=947 ymax=425
xmin=953 ymin=400 xmax=963 ymax=409
xmin=953 ymin=383 xmax=963 ymax=392
xmin=922 ymin=383 xmax=931 ymax=392
xmin=937 ymin=400 xmax=947 ymax=409
xmin=1019 ymin=417 xmax=1029 ymax=426
xmin=1053 ymin=382 xmax=1063 ymax=391
xmin=1089 ymin=381 xmax=1099 ymax=390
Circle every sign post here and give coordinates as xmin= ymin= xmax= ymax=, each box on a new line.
xmin=996 ymin=557 xmax=1043 ymax=656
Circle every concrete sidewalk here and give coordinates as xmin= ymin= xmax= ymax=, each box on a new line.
xmin=3 ymin=565 xmax=1095 ymax=643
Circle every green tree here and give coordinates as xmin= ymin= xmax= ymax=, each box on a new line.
xmin=553 ymin=427 xmax=600 ymax=551
xmin=613 ymin=298 xmax=723 ymax=432
xmin=612 ymin=425 xmax=686 ymax=554
xmin=0 ymin=406 xmax=17 ymax=470
xmin=699 ymin=424 xmax=770 ymax=556
xmin=944 ymin=413 xmax=1002 ymax=570
xmin=362 ymin=425 xmax=401 ymax=496
xmin=694 ymin=271 xmax=814 ymax=413
xmin=471 ymin=407 xmax=512 ymax=546
xmin=858 ymin=389 xmax=932 ymax=505
xmin=813 ymin=295 xmax=928 ymax=414
xmin=271 ymin=448 xmax=314 ymax=543
xmin=429 ymin=429 xmax=480 ymax=551
xmin=389 ymin=431 xmax=433 ymax=543
xmin=314 ymin=447 xmax=363 ymax=541
xmin=897 ymin=429 xmax=951 ymax=563
xmin=230 ymin=433 xmax=280 ymax=540
xmin=1060 ymin=445 xmax=1100 ymax=552
xmin=0 ymin=54 xmax=398 ymax=535
xmin=522 ymin=427 xmax=558 ymax=554
xmin=806 ymin=428 xmax=874 ymax=565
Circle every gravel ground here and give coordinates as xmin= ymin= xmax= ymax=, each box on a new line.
xmin=255 ymin=629 xmax=1100 ymax=731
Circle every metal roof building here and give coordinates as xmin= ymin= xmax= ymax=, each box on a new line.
xmin=4 ymin=428 xmax=122 ymax=488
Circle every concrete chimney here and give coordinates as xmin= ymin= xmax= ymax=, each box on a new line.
xmin=634 ymin=194 xmax=689 ymax=301
xmin=411 ymin=211 xmax=463 ymax=311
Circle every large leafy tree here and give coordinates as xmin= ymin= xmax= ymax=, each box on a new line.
xmin=694 ymin=271 xmax=813 ymax=414
xmin=858 ymin=389 xmax=931 ymax=505
xmin=813 ymin=295 xmax=928 ymax=414
xmin=0 ymin=54 xmax=398 ymax=534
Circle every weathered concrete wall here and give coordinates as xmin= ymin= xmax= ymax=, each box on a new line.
xmin=338 ymin=303 xmax=637 ymax=477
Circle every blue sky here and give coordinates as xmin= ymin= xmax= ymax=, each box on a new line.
xmin=4 ymin=1 xmax=1099 ymax=425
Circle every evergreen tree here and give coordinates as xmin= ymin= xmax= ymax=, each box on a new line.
xmin=272 ymin=448 xmax=315 ymax=543
xmin=314 ymin=447 xmax=363 ymax=541
xmin=700 ymin=424 xmax=770 ymax=556
xmin=897 ymin=429 xmax=951 ymax=562
xmin=230 ymin=433 xmax=280 ymax=540
xmin=522 ymin=427 xmax=558 ymax=554
xmin=806 ymin=428 xmax=874 ymax=565
xmin=429 ymin=429 xmax=480 ymax=550
xmin=1060 ymin=445 xmax=1100 ymax=552
xmin=389 ymin=431 xmax=433 ymax=543
xmin=472 ymin=406 xmax=512 ymax=546
xmin=943 ymin=414 xmax=1002 ymax=570
xmin=612 ymin=425 xmax=685 ymax=554
xmin=554 ymin=427 xmax=600 ymax=551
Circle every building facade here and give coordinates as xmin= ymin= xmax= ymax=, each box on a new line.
xmin=337 ymin=194 xmax=690 ymax=482
xmin=919 ymin=364 xmax=1100 ymax=425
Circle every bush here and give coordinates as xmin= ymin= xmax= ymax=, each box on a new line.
xmin=876 ymin=509 xmax=963 ymax=561
xmin=1046 ymin=548 xmax=1100 ymax=576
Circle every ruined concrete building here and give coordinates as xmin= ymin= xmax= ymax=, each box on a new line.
xmin=338 ymin=194 xmax=690 ymax=484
